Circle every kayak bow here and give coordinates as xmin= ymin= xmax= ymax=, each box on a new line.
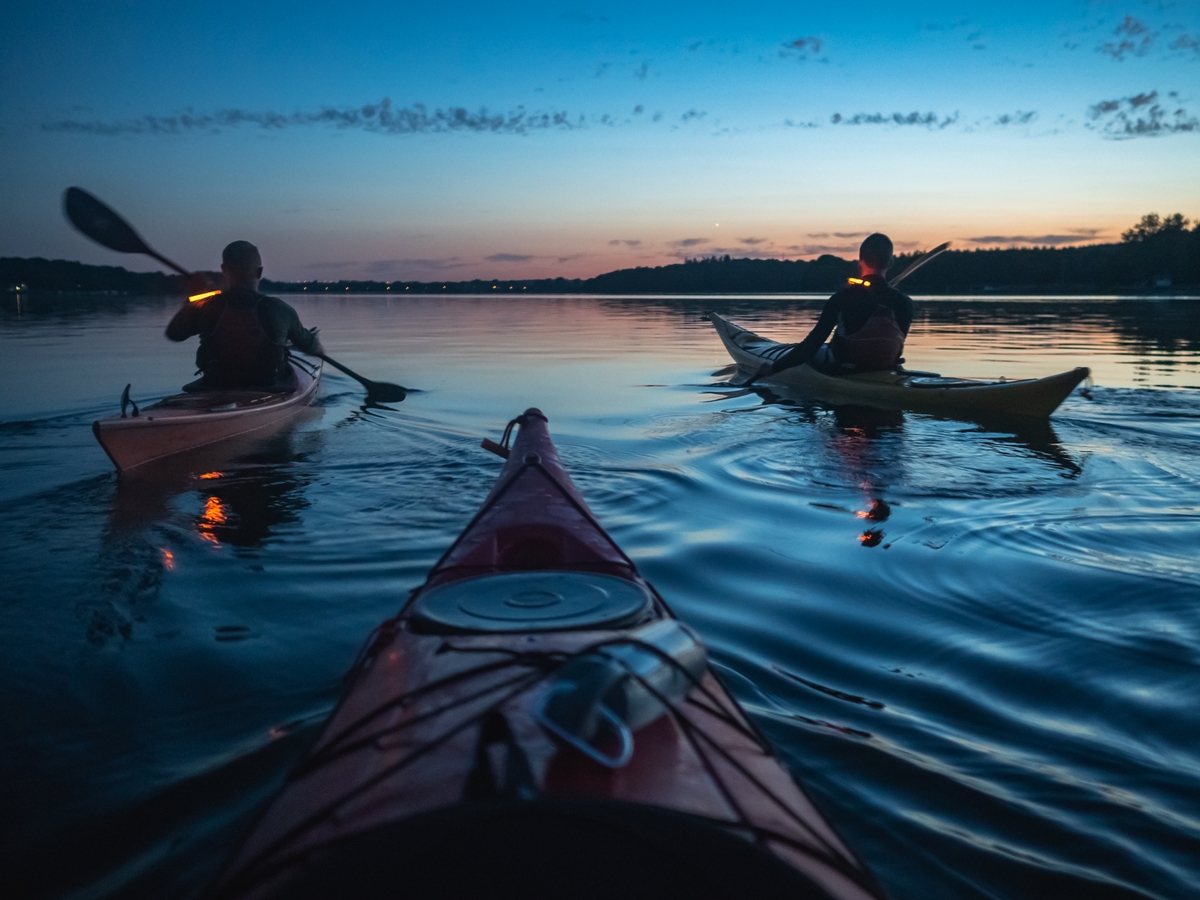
xmin=711 ymin=313 xmax=1089 ymax=419
xmin=92 ymin=357 xmax=321 ymax=471
xmin=215 ymin=409 xmax=883 ymax=900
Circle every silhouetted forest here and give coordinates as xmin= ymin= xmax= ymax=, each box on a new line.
xmin=5 ymin=216 xmax=1197 ymax=296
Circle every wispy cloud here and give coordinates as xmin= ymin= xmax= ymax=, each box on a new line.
xmin=375 ymin=257 xmax=466 ymax=271
xmin=833 ymin=231 xmax=868 ymax=239
xmin=680 ymin=109 xmax=707 ymax=122
xmin=924 ymin=19 xmax=985 ymax=49
xmin=669 ymin=238 xmax=710 ymax=248
xmin=831 ymin=111 xmax=960 ymax=129
xmin=608 ymin=239 xmax=642 ymax=247
xmin=793 ymin=243 xmax=858 ymax=255
xmin=1171 ymin=33 xmax=1200 ymax=56
xmin=302 ymin=260 xmax=359 ymax=271
xmin=739 ymin=237 xmax=767 ymax=245
xmin=44 ymin=98 xmax=585 ymax=137
xmin=1098 ymin=16 xmax=1157 ymax=60
xmin=1088 ymin=90 xmax=1198 ymax=138
xmin=485 ymin=253 xmax=534 ymax=262
xmin=966 ymin=233 xmax=1102 ymax=246
xmin=779 ymin=36 xmax=827 ymax=62
xmin=987 ymin=110 xmax=1037 ymax=126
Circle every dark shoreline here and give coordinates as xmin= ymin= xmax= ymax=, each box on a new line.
xmin=5 ymin=228 xmax=1199 ymax=297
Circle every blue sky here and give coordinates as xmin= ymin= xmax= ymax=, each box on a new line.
xmin=2 ymin=0 xmax=1197 ymax=280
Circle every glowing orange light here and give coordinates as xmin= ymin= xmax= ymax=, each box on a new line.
xmin=188 ymin=289 xmax=221 ymax=303
xmin=197 ymin=496 xmax=228 ymax=543
xmin=161 ymin=549 xmax=175 ymax=570
xmin=847 ymin=277 xmax=872 ymax=287
xmin=198 ymin=471 xmax=222 ymax=480
xmin=202 ymin=496 xmax=227 ymax=524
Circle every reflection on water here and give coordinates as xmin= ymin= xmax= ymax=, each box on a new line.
xmin=2 ymin=294 xmax=1200 ymax=900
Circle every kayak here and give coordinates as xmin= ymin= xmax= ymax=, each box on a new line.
xmin=214 ymin=409 xmax=883 ymax=900
xmin=92 ymin=357 xmax=321 ymax=471
xmin=711 ymin=313 xmax=1089 ymax=419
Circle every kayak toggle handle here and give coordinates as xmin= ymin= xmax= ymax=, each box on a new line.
xmin=481 ymin=438 xmax=510 ymax=459
xmin=120 ymin=384 xmax=140 ymax=418
xmin=480 ymin=415 xmax=528 ymax=460
xmin=536 ymin=619 xmax=707 ymax=768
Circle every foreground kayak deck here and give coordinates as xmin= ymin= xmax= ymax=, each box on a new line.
xmin=92 ymin=357 xmax=321 ymax=471
xmin=215 ymin=409 xmax=882 ymax=900
xmin=711 ymin=313 xmax=1089 ymax=419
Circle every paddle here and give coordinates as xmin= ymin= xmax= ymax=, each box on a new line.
xmin=63 ymin=187 xmax=407 ymax=403
xmin=316 ymin=354 xmax=407 ymax=403
xmin=739 ymin=240 xmax=951 ymax=387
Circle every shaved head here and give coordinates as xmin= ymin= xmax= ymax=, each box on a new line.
xmin=859 ymin=233 xmax=893 ymax=272
xmin=222 ymin=240 xmax=262 ymax=273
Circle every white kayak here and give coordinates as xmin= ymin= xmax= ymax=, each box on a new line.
xmin=92 ymin=357 xmax=322 ymax=471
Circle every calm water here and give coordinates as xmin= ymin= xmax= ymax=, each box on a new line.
xmin=3 ymin=293 xmax=1200 ymax=900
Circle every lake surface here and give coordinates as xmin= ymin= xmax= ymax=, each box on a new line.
xmin=3 ymin=292 xmax=1199 ymax=899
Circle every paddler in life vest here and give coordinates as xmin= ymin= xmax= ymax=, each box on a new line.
xmin=166 ymin=241 xmax=324 ymax=391
xmin=767 ymin=233 xmax=913 ymax=377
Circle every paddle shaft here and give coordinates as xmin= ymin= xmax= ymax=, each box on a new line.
xmin=147 ymin=249 xmax=190 ymax=278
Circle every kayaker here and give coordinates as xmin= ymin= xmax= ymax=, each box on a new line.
xmin=767 ymin=233 xmax=913 ymax=376
xmin=166 ymin=241 xmax=323 ymax=391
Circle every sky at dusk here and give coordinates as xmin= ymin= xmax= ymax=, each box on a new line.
xmin=2 ymin=0 xmax=1198 ymax=281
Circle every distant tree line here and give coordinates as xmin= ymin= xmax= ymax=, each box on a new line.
xmin=5 ymin=213 xmax=1196 ymax=296
xmin=0 ymin=257 xmax=215 ymax=294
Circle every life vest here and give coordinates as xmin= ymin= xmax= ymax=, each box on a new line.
xmin=833 ymin=292 xmax=906 ymax=371
xmin=202 ymin=296 xmax=285 ymax=388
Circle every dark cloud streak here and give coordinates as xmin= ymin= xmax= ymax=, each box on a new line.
xmin=1098 ymin=16 xmax=1156 ymax=61
xmin=966 ymin=234 xmax=1102 ymax=246
xmin=44 ymin=98 xmax=585 ymax=137
xmin=831 ymin=111 xmax=959 ymax=129
xmin=1088 ymin=90 xmax=1198 ymax=138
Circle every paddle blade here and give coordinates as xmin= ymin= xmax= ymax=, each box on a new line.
xmin=365 ymin=382 xmax=407 ymax=403
xmin=63 ymin=187 xmax=152 ymax=255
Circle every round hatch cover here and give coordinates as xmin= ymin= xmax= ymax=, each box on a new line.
xmin=412 ymin=571 xmax=652 ymax=632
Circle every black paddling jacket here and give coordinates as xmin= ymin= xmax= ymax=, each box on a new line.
xmin=773 ymin=282 xmax=914 ymax=373
xmin=166 ymin=289 xmax=320 ymax=388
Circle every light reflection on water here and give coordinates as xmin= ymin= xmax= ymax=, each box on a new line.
xmin=2 ymin=293 xmax=1200 ymax=900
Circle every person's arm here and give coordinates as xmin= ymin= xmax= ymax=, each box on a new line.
xmin=770 ymin=293 xmax=843 ymax=372
xmin=894 ymin=292 xmax=915 ymax=335
xmin=271 ymin=299 xmax=325 ymax=356
xmin=165 ymin=296 xmax=211 ymax=341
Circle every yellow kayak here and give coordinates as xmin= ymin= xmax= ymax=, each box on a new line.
xmin=710 ymin=313 xmax=1088 ymax=419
